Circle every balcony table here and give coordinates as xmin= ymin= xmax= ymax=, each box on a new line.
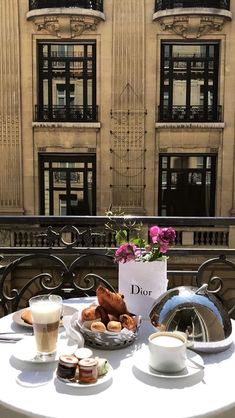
xmin=0 ymin=297 xmax=235 ymax=418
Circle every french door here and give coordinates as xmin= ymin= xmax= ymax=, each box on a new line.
xmin=159 ymin=154 xmax=216 ymax=216
xmin=39 ymin=153 xmax=96 ymax=216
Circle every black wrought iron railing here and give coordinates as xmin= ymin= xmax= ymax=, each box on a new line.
xmin=155 ymin=0 xmax=230 ymax=12
xmin=34 ymin=105 xmax=98 ymax=123
xmin=29 ymin=0 xmax=103 ymax=12
xmin=158 ymin=105 xmax=222 ymax=123
xmin=0 ymin=216 xmax=235 ymax=316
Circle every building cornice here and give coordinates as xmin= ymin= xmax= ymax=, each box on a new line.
xmin=32 ymin=122 xmax=101 ymax=129
xmin=156 ymin=122 xmax=225 ymax=129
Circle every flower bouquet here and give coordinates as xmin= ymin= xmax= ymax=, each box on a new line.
xmin=105 ymin=212 xmax=176 ymax=319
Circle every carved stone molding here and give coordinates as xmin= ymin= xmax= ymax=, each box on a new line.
xmin=33 ymin=14 xmax=99 ymax=38
xmin=70 ymin=16 xmax=99 ymax=37
xmin=34 ymin=16 xmax=60 ymax=36
xmin=159 ymin=15 xmax=227 ymax=38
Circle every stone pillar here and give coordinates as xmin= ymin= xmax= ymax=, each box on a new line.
xmin=0 ymin=0 xmax=23 ymax=214
xmin=110 ymin=0 xmax=146 ymax=214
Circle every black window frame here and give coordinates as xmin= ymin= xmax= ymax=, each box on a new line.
xmin=36 ymin=41 xmax=97 ymax=122
xmin=39 ymin=153 xmax=96 ymax=216
xmin=159 ymin=41 xmax=221 ymax=123
xmin=158 ymin=153 xmax=217 ymax=217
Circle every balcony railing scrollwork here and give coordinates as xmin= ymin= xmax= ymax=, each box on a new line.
xmin=34 ymin=105 xmax=98 ymax=123
xmin=29 ymin=0 xmax=103 ymax=12
xmin=0 ymin=216 xmax=235 ymax=318
xmin=158 ymin=105 xmax=222 ymax=123
xmin=155 ymin=0 xmax=230 ymax=12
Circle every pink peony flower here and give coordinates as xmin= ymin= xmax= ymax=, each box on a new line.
xmin=115 ymin=243 xmax=137 ymax=263
xmin=158 ymin=227 xmax=176 ymax=243
xmin=149 ymin=226 xmax=161 ymax=244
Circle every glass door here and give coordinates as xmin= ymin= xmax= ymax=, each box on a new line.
xmin=39 ymin=153 xmax=96 ymax=216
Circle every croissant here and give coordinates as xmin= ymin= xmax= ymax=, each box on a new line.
xmin=96 ymin=286 xmax=128 ymax=316
xmin=81 ymin=305 xmax=100 ymax=322
xmin=21 ymin=308 xmax=64 ymax=326
xmin=95 ymin=305 xmax=110 ymax=326
xmin=119 ymin=314 xmax=137 ymax=331
xmin=21 ymin=309 xmax=33 ymax=325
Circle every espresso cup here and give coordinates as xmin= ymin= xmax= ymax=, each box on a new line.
xmin=148 ymin=331 xmax=187 ymax=373
xmin=29 ymin=294 xmax=63 ymax=359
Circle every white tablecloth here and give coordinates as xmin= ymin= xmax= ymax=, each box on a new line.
xmin=0 ymin=297 xmax=235 ymax=418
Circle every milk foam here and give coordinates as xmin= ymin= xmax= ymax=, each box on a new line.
xmin=31 ymin=301 xmax=61 ymax=324
xmin=152 ymin=335 xmax=184 ymax=347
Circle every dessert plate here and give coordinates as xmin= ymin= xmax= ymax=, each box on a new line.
xmin=12 ymin=334 xmax=78 ymax=364
xmin=56 ymin=365 xmax=113 ymax=388
xmin=133 ymin=347 xmax=204 ymax=379
xmin=12 ymin=305 xmax=78 ymax=328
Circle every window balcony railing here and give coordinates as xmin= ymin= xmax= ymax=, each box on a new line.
xmin=155 ymin=0 xmax=230 ymax=12
xmin=34 ymin=105 xmax=98 ymax=123
xmin=158 ymin=105 xmax=222 ymax=123
xmin=29 ymin=0 xmax=103 ymax=12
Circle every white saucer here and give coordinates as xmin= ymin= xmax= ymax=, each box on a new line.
xmin=12 ymin=334 xmax=78 ymax=363
xmin=133 ymin=347 xmax=204 ymax=379
xmin=56 ymin=365 xmax=113 ymax=388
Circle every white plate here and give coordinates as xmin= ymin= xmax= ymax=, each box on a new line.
xmin=133 ymin=347 xmax=204 ymax=379
xmin=12 ymin=334 xmax=78 ymax=364
xmin=12 ymin=305 xmax=78 ymax=328
xmin=56 ymin=365 xmax=113 ymax=388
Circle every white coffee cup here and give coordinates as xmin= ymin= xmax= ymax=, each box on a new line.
xmin=148 ymin=331 xmax=187 ymax=373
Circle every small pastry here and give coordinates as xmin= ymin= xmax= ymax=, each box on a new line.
xmin=119 ymin=314 xmax=137 ymax=331
xmin=82 ymin=318 xmax=101 ymax=330
xmin=21 ymin=309 xmax=33 ymax=325
xmin=90 ymin=321 xmax=106 ymax=333
xmin=107 ymin=320 xmax=122 ymax=332
xmin=96 ymin=286 xmax=128 ymax=316
xmin=81 ymin=305 xmax=99 ymax=322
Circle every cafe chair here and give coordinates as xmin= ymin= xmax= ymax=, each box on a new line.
xmin=0 ymin=251 xmax=117 ymax=317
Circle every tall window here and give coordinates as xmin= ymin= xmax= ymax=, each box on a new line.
xmin=37 ymin=42 xmax=97 ymax=122
xmin=39 ymin=154 xmax=96 ymax=216
xmin=159 ymin=155 xmax=216 ymax=216
xmin=159 ymin=42 xmax=220 ymax=122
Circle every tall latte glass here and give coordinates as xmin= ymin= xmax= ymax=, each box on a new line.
xmin=29 ymin=295 xmax=62 ymax=359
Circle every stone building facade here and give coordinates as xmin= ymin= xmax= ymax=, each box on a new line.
xmin=0 ymin=0 xmax=234 ymax=217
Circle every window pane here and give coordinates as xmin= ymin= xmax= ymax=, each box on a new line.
xmin=173 ymin=80 xmax=186 ymax=106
